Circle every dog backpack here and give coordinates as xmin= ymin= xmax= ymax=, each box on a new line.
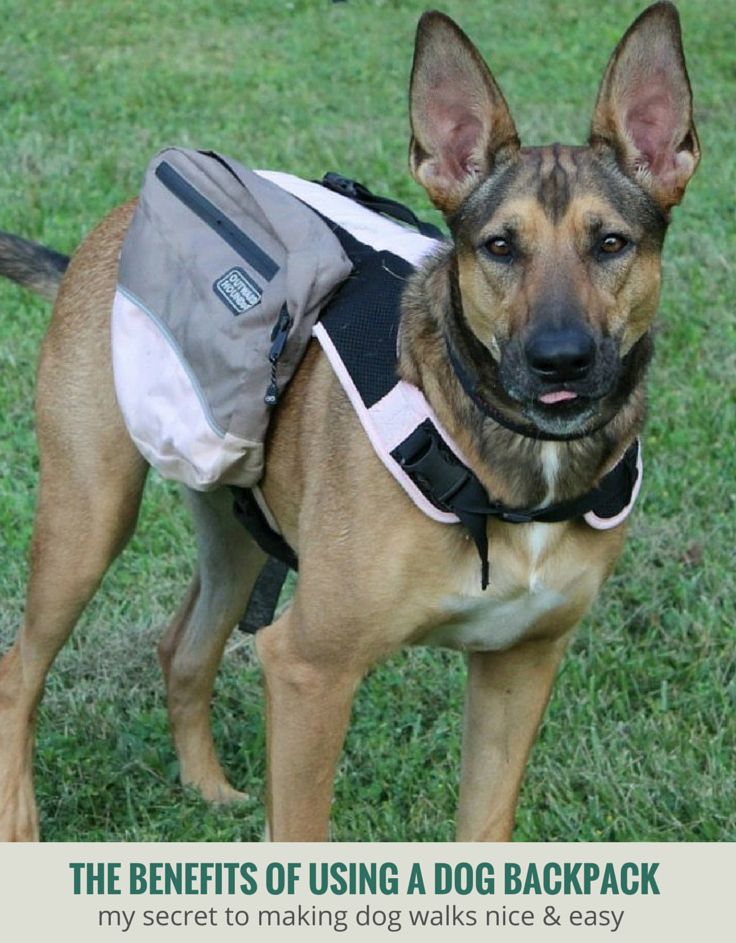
xmin=222 ymin=171 xmax=642 ymax=611
xmin=111 ymin=148 xmax=352 ymax=490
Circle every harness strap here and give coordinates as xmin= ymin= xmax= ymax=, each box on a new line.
xmin=231 ymin=486 xmax=298 ymax=571
xmin=238 ymin=557 xmax=291 ymax=634
xmin=231 ymin=487 xmax=297 ymax=635
xmin=319 ymin=172 xmax=445 ymax=240
xmin=392 ymin=420 xmax=641 ymax=589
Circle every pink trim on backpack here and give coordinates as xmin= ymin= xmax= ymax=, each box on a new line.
xmin=312 ymin=322 xmax=461 ymax=524
xmin=583 ymin=440 xmax=643 ymax=530
xmin=112 ymin=288 xmax=264 ymax=490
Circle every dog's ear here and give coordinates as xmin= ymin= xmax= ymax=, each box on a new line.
xmin=409 ymin=11 xmax=519 ymax=214
xmin=590 ymin=1 xmax=700 ymax=211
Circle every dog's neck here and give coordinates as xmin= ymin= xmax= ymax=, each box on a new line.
xmin=398 ymin=250 xmax=648 ymax=510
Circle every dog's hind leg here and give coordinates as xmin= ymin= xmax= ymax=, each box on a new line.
xmin=159 ymin=488 xmax=267 ymax=803
xmin=0 ymin=203 xmax=152 ymax=840
xmin=0 ymin=349 xmax=148 ymax=841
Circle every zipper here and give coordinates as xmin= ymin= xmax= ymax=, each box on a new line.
xmin=265 ymin=304 xmax=293 ymax=406
xmin=155 ymin=161 xmax=279 ymax=282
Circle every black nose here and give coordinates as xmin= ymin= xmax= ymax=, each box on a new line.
xmin=525 ymin=326 xmax=596 ymax=382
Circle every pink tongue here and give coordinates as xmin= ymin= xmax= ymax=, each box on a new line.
xmin=540 ymin=390 xmax=578 ymax=405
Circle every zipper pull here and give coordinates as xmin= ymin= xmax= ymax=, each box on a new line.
xmin=265 ymin=305 xmax=292 ymax=406
xmin=269 ymin=304 xmax=292 ymax=363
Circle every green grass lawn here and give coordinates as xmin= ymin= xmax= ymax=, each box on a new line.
xmin=0 ymin=0 xmax=734 ymax=842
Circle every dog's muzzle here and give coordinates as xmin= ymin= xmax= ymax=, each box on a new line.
xmin=499 ymin=327 xmax=624 ymax=436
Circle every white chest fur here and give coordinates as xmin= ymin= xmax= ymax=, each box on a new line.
xmin=427 ymin=583 xmax=567 ymax=651
xmin=425 ymin=522 xmax=571 ymax=652
xmin=422 ymin=444 xmax=604 ymax=652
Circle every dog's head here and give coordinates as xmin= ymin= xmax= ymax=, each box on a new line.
xmin=409 ymin=2 xmax=699 ymax=438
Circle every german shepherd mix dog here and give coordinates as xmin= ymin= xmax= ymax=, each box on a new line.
xmin=0 ymin=2 xmax=698 ymax=841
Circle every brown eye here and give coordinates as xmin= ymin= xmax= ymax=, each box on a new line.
xmin=485 ymin=236 xmax=513 ymax=259
xmin=599 ymin=233 xmax=628 ymax=255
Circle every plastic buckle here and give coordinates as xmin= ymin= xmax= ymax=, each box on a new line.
xmin=394 ymin=423 xmax=431 ymax=466
xmin=394 ymin=422 xmax=472 ymax=512
xmin=498 ymin=509 xmax=534 ymax=524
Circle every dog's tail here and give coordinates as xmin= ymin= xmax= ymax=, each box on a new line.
xmin=0 ymin=231 xmax=70 ymax=301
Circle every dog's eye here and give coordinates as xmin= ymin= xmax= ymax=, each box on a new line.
xmin=484 ymin=237 xmax=513 ymax=260
xmin=598 ymin=233 xmax=628 ymax=255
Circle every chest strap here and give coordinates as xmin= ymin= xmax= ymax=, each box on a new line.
xmin=392 ymin=421 xmax=641 ymax=588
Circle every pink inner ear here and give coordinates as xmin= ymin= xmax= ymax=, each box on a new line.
xmin=626 ymin=90 xmax=677 ymax=175
xmin=432 ymin=90 xmax=484 ymax=182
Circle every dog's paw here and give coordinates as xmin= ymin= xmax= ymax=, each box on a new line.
xmin=183 ymin=777 xmax=249 ymax=805
xmin=203 ymin=783 xmax=250 ymax=805
xmin=0 ymin=783 xmax=40 ymax=842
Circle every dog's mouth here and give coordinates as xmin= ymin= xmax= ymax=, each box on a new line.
xmin=447 ymin=325 xmax=651 ymax=440
xmin=495 ymin=335 xmax=624 ymax=436
xmin=492 ymin=332 xmax=652 ymax=438
xmin=522 ymin=387 xmax=602 ymax=436
xmin=538 ymin=389 xmax=579 ymax=405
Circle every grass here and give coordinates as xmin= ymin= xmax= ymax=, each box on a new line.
xmin=0 ymin=0 xmax=734 ymax=842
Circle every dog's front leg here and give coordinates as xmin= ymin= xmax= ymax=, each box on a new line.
xmin=456 ymin=636 xmax=569 ymax=841
xmin=256 ymin=611 xmax=364 ymax=841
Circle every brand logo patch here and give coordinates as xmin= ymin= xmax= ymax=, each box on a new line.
xmin=213 ymin=267 xmax=262 ymax=315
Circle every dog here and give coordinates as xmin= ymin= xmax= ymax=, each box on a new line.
xmin=0 ymin=2 xmax=699 ymax=841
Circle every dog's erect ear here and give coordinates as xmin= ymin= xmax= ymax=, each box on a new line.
xmin=409 ymin=11 xmax=519 ymax=214
xmin=590 ymin=1 xmax=700 ymax=211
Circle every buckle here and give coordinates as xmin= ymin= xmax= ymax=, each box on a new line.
xmin=497 ymin=509 xmax=534 ymax=524
xmin=392 ymin=422 xmax=472 ymax=512
xmin=436 ymin=468 xmax=471 ymax=506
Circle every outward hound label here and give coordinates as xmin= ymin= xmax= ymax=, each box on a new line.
xmin=213 ymin=267 xmax=262 ymax=315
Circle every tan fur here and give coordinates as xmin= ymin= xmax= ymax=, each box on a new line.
xmin=0 ymin=4 xmax=697 ymax=841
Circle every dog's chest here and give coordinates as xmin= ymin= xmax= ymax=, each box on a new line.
xmin=424 ymin=517 xmax=600 ymax=653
